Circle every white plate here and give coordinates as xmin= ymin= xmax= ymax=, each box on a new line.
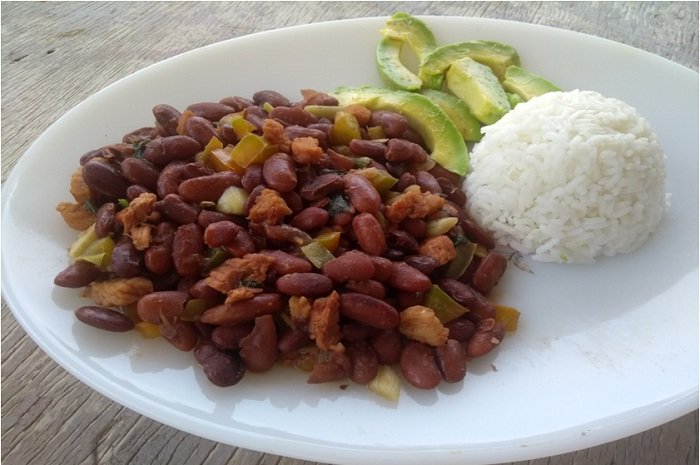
xmin=2 ymin=16 xmax=698 ymax=465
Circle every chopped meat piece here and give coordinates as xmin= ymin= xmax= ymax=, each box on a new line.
xmin=309 ymin=291 xmax=341 ymax=350
xmin=291 ymin=137 xmax=324 ymax=164
xmin=289 ymin=295 xmax=312 ymax=324
xmin=83 ymin=277 xmax=153 ymax=307
xmin=384 ymin=185 xmax=445 ymax=223
xmin=130 ymin=223 xmax=153 ymax=251
xmin=56 ymin=202 xmax=94 ymax=231
xmin=418 ymin=235 xmax=457 ymax=266
xmin=399 ymin=305 xmax=449 ymax=346
xmin=247 ymin=188 xmax=292 ymax=225
xmin=116 ymin=192 xmax=157 ymax=233
xmin=70 ymin=167 xmax=91 ymax=204
xmin=225 ymin=286 xmax=263 ymax=304
xmin=262 ymin=118 xmax=290 ymax=150
xmin=205 ymin=253 xmax=275 ymax=293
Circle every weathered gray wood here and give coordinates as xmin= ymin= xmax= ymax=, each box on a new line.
xmin=2 ymin=2 xmax=698 ymax=465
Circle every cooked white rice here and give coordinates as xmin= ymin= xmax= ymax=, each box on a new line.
xmin=465 ymin=89 xmax=668 ymax=263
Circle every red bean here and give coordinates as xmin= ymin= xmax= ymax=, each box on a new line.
xmin=269 ymin=106 xmax=319 ymax=126
xmin=200 ymin=293 xmax=284 ymax=325
xmin=94 ymin=202 xmax=116 ymax=238
xmin=211 ymin=322 xmax=254 ymax=350
xmin=136 ymin=291 xmax=188 ymax=324
xmin=349 ymin=139 xmax=387 ymax=158
xmin=160 ymin=319 xmax=198 ymax=351
xmin=156 ymin=194 xmax=200 ymax=225
xmin=203 ymin=221 xmax=240 ymax=248
xmin=299 ymin=173 xmax=345 ymax=201
xmin=307 ymin=350 xmax=350 ymax=384
xmin=111 ymin=237 xmax=143 ymax=278
xmin=144 ymin=135 xmax=201 ymax=166
xmin=54 ymin=261 xmax=103 ymax=288
xmin=120 ymin=157 xmax=160 ymax=190
xmin=178 ymin=171 xmax=242 ymax=203
xmin=276 ymin=273 xmax=333 ymax=296
xmin=387 ymin=262 xmax=432 ymax=293
xmin=347 ymin=341 xmax=379 ymax=384
xmin=400 ymin=340 xmax=442 ymax=389
xmin=438 ymin=278 xmax=495 ymax=323
xmin=75 ymin=306 xmax=134 ymax=332
xmin=252 ymin=90 xmax=290 ymax=107
xmin=434 ymin=339 xmax=467 ymax=383
xmin=371 ymin=329 xmax=402 ymax=365
xmin=344 ymin=173 xmax=382 ymax=214
xmin=239 ymin=315 xmax=279 ymax=372
xmin=370 ymin=110 xmax=408 ymax=138
xmin=471 ymin=252 xmax=508 ymax=295
xmin=278 ymin=326 xmax=313 ymax=354
xmin=344 ymin=279 xmax=386 ymax=299
xmin=445 ymin=317 xmax=476 ymax=343
xmin=339 ymin=293 xmax=399 ymax=330
xmin=259 ymin=250 xmax=312 ymax=275
xmin=465 ymin=318 xmax=506 ymax=358
xmin=322 ymin=250 xmax=375 ymax=283
xmin=153 ymin=104 xmax=181 ymax=136
xmin=369 ymin=256 xmax=393 ymax=282
xmin=194 ymin=343 xmax=245 ymax=387
xmin=82 ymin=159 xmax=129 ymax=201
xmin=263 ymin=153 xmax=297 ymax=192
xmin=352 ymin=213 xmax=386 ymax=256
xmin=172 ymin=223 xmax=204 ymax=277
xmin=186 ymin=102 xmax=236 ymax=122
xmin=290 ymin=207 xmax=329 ymax=231
xmin=183 ymin=115 xmax=218 ymax=147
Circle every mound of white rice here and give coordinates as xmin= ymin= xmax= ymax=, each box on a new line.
xmin=465 ymin=89 xmax=668 ymax=263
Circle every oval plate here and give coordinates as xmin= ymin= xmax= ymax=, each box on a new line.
xmin=2 ymin=16 xmax=698 ymax=465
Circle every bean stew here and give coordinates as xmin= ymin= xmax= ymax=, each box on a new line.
xmin=54 ymin=88 xmax=518 ymax=398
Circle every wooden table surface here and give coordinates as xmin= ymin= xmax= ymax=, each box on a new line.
xmin=2 ymin=2 xmax=698 ymax=465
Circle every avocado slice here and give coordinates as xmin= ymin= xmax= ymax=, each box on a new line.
xmin=419 ymin=40 xmax=521 ymax=89
xmin=376 ymin=36 xmax=423 ymax=91
xmin=376 ymin=13 xmax=437 ymax=91
xmin=446 ymin=57 xmax=511 ymax=125
xmin=419 ymin=88 xmax=482 ymax=142
xmin=502 ymin=65 xmax=561 ymax=101
xmin=506 ymin=92 xmax=524 ymax=108
xmin=332 ymin=86 xmax=469 ymax=176
xmin=380 ymin=12 xmax=437 ymax=60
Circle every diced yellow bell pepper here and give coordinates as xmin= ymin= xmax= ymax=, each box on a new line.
xmin=367 ymin=125 xmax=387 ymax=140
xmin=313 ymin=230 xmax=341 ymax=253
xmin=494 ymin=305 xmax=520 ymax=332
xmin=301 ymin=241 xmax=336 ymax=269
xmin=135 ymin=321 xmax=160 ymax=338
xmin=368 ymin=365 xmax=401 ymax=402
xmin=209 ymin=147 xmax=245 ymax=174
xmin=330 ymin=111 xmax=362 ymax=146
xmin=353 ymin=167 xmax=398 ymax=194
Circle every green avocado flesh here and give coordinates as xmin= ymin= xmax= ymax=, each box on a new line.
xmin=502 ymin=65 xmax=561 ymax=101
xmin=419 ymin=40 xmax=521 ymax=89
xmin=446 ymin=57 xmax=511 ymax=125
xmin=380 ymin=12 xmax=437 ymax=60
xmin=376 ymin=13 xmax=437 ymax=92
xmin=419 ymin=88 xmax=482 ymax=142
xmin=376 ymin=36 xmax=423 ymax=91
xmin=332 ymin=86 xmax=469 ymax=176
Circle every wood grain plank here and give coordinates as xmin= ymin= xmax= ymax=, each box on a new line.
xmin=2 ymin=2 xmax=697 ymax=465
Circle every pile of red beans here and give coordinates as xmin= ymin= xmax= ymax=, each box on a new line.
xmin=54 ymin=89 xmax=509 ymax=392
